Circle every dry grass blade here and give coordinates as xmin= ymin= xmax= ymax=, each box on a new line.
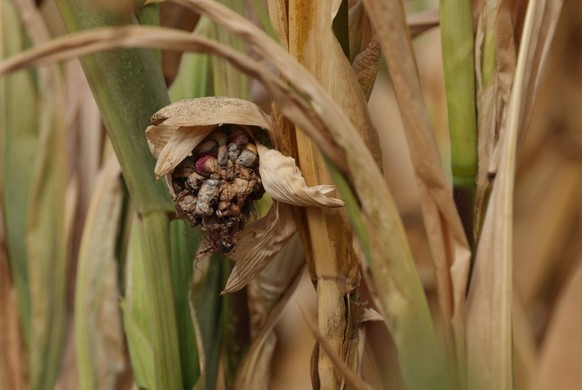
xmin=466 ymin=2 xmax=564 ymax=389
xmin=75 ymin=157 xmax=125 ymax=389
xmin=0 ymin=25 xmax=347 ymax=172
xmin=362 ymin=0 xmax=470 ymax=379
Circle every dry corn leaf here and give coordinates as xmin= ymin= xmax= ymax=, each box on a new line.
xmin=466 ymin=2 xmax=563 ymax=389
xmin=75 ymin=156 xmax=125 ymax=390
xmin=348 ymin=0 xmax=380 ymax=99
xmin=362 ymin=0 xmax=470 ymax=382
xmin=474 ymin=0 xmax=517 ymax=233
xmin=535 ymin=260 xmax=582 ymax=390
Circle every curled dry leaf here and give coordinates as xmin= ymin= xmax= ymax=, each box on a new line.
xmin=146 ymin=97 xmax=343 ymax=289
xmin=257 ymin=143 xmax=344 ymax=208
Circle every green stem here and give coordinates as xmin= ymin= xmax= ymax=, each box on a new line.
xmin=439 ymin=0 xmax=478 ymax=245
xmin=53 ymin=2 xmax=182 ymax=389
xmin=54 ymin=0 xmax=173 ymax=214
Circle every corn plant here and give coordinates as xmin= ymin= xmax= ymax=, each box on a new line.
xmin=1 ymin=0 xmax=579 ymax=389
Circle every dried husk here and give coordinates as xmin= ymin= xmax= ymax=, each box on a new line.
xmin=146 ymin=97 xmax=344 ymax=291
xmin=257 ymin=143 xmax=344 ymax=208
xmin=146 ymin=96 xmax=273 ymax=177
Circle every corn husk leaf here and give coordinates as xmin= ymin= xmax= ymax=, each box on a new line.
xmin=466 ymin=2 xmax=564 ymax=389
xmin=75 ymin=157 xmax=125 ymax=390
xmin=149 ymin=124 xmax=215 ymax=177
xmin=146 ymin=96 xmax=273 ymax=176
xmin=149 ymin=96 xmax=273 ymax=129
xmin=224 ymin=202 xmax=296 ymax=293
xmin=257 ymin=144 xmax=344 ymax=208
xmin=535 ymin=260 xmax=582 ymax=389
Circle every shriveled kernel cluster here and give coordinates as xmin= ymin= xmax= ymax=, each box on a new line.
xmin=171 ymin=125 xmax=264 ymax=254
